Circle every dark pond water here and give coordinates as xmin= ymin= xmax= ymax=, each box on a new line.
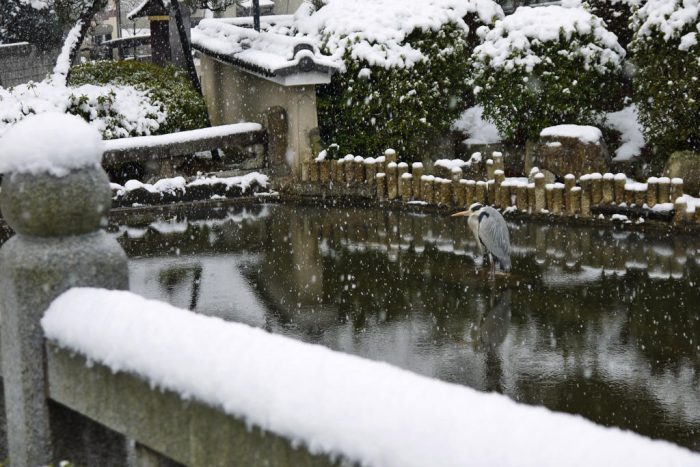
xmin=49 ymin=203 xmax=700 ymax=451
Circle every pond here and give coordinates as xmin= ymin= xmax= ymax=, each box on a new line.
xmin=14 ymin=202 xmax=700 ymax=451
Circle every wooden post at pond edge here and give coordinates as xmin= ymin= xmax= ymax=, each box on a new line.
xmin=384 ymin=148 xmax=397 ymax=171
xmin=465 ymin=180 xmax=476 ymax=207
xmin=475 ymin=181 xmax=487 ymax=205
xmin=494 ymin=170 xmax=505 ymax=209
xmin=534 ymin=173 xmax=546 ymax=213
xmin=671 ymin=178 xmax=684 ymax=202
xmin=646 ymin=177 xmax=658 ymax=207
xmin=319 ymin=160 xmax=330 ymax=183
xmin=569 ymin=186 xmax=581 ymax=216
xmin=580 ymin=177 xmax=592 ymax=218
xmin=376 ymin=172 xmax=386 ymax=200
xmin=552 ymin=184 xmax=564 ymax=215
xmin=590 ymin=173 xmax=603 ymax=205
xmin=365 ymin=159 xmax=377 ymax=186
xmin=334 ymin=159 xmax=345 ymax=183
xmin=399 ymin=173 xmax=413 ymax=202
xmin=421 ymin=175 xmax=435 ymax=204
xmin=657 ymin=177 xmax=670 ymax=203
xmin=354 ymin=156 xmax=366 ymax=183
xmin=516 ymin=183 xmax=528 ymax=212
xmin=634 ymin=185 xmax=647 ymax=208
xmin=674 ymin=197 xmax=688 ymax=224
xmin=386 ymin=162 xmax=399 ymax=200
xmin=614 ymin=174 xmax=627 ymax=205
xmin=602 ymin=173 xmax=614 ymax=205
xmin=412 ymin=163 xmax=424 ymax=199
xmin=344 ymin=155 xmax=355 ymax=184
xmin=564 ymin=174 xmax=576 ymax=211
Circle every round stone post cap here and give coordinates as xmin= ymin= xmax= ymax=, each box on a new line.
xmin=0 ymin=113 xmax=111 ymax=237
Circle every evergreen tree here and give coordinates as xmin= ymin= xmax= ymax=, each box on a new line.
xmin=0 ymin=0 xmax=63 ymax=49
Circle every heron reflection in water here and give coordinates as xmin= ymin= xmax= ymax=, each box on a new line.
xmin=452 ymin=203 xmax=512 ymax=278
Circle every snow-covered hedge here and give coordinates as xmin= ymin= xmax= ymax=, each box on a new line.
xmin=0 ymin=60 xmax=210 ymax=141
xmin=292 ymin=0 xmax=504 ymax=160
xmin=0 ymin=78 xmax=166 ymax=140
xmin=0 ymin=0 xmax=63 ymax=50
xmin=69 ymin=61 xmax=209 ymax=135
xmin=470 ymin=5 xmax=625 ymax=144
xmin=588 ymin=0 xmax=642 ymax=48
xmin=630 ymin=0 xmax=700 ymax=155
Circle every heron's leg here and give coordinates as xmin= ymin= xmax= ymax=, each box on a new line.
xmin=489 ymin=254 xmax=496 ymax=281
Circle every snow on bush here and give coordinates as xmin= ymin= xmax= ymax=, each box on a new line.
xmin=452 ymin=105 xmax=502 ymax=145
xmin=605 ymin=104 xmax=646 ymax=161
xmin=68 ymin=61 xmax=210 ymax=135
xmin=285 ymin=0 xmax=504 ymax=160
xmin=0 ymin=0 xmax=63 ymax=49
xmin=0 ymin=78 xmax=166 ymax=140
xmin=587 ymin=0 xmax=643 ymax=48
xmin=470 ymin=5 xmax=625 ymax=144
xmin=630 ymin=0 xmax=700 ymax=155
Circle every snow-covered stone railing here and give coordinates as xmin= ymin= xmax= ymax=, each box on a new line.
xmin=41 ymin=287 xmax=700 ymax=467
xmin=102 ymin=122 xmax=265 ymax=166
xmin=303 ymin=149 xmax=700 ymax=228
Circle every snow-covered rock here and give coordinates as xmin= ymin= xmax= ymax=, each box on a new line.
xmin=540 ymin=125 xmax=603 ymax=145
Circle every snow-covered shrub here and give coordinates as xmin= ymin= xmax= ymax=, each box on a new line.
xmin=0 ymin=79 xmax=166 ymax=139
xmin=69 ymin=61 xmax=209 ymax=135
xmin=588 ymin=0 xmax=642 ymax=48
xmin=0 ymin=0 xmax=63 ymax=49
xmin=470 ymin=5 xmax=625 ymax=144
xmin=630 ymin=0 xmax=700 ymax=155
xmin=292 ymin=0 xmax=504 ymax=160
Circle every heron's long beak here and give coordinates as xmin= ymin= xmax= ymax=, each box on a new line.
xmin=451 ymin=210 xmax=471 ymax=217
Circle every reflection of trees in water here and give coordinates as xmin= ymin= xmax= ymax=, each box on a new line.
xmin=158 ymin=265 xmax=203 ymax=310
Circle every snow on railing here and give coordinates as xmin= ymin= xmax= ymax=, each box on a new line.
xmin=103 ymin=123 xmax=263 ymax=152
xmin=43 ymin=288 xmax=700 ymax=467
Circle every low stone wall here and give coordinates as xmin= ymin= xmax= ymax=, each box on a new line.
xmin=301 ymin=150 xmax=700 ymax=230
xmin=0 ymin=43 xmax=59 ymax=87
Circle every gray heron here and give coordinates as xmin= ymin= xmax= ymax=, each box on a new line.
xmin=452 ymin=203 xmax=512 ymax=276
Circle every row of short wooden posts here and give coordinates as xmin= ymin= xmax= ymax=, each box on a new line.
xmin=303 ymin=150 xmax=698 ymax=225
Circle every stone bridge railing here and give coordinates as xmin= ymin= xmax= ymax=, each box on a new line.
xmin=0 ymin=116 xmax=698 ymax=466
xmin=102 ymin=107 xmax=288 ymax=181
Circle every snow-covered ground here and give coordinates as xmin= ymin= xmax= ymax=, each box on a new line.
xmin=43 ymin=287 xmax=700 ymax=467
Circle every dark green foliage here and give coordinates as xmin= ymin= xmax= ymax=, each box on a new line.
xmin=0 ymin=0 xmax=63 ymax=50
xmin=317 ymin=22 xmax=477 ymax=161
xmin=631 ymin=29 xmax=700 ymax=155
xmin=588 ymin=0 xmax=637 ymax=49
xmin=471 ymin=32 xmax=624 ymax=144
xmin=69 ymin=60 xmax=209 ymax=134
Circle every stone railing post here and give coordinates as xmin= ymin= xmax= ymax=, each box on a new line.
xmin=0 ymin=114 xmax=129 ymax=465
